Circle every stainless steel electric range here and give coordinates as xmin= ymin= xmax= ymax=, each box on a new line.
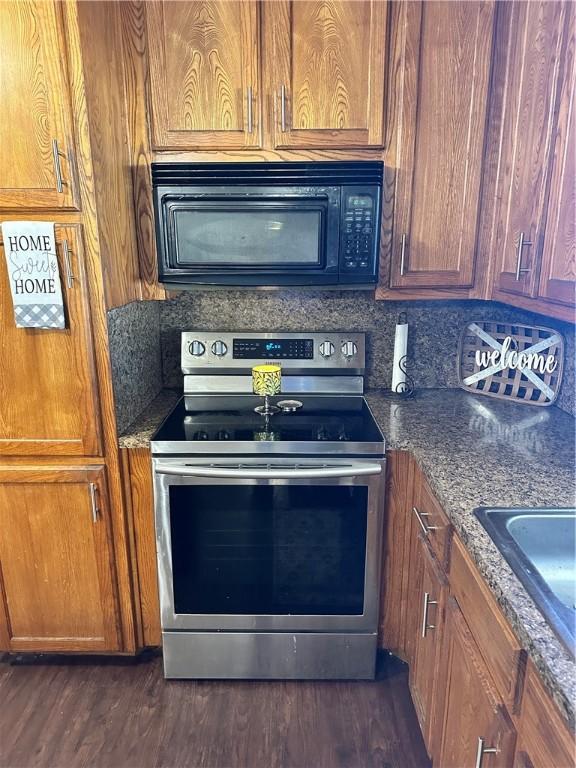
xmin=151 ymin=331 xmax=386 ymax=680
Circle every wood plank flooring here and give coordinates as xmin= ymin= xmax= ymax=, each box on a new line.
xmin=0 ymin=652 xmax=430 ymax=768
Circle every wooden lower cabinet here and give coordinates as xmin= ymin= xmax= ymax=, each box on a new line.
xmin=382 ymin=451 xmax=574 ymax=767
xmin=0 ymin=465 xmax=121 ymax=652
xmin=439 ymin=598 xmax=517 ymax=768
xmin=410 ymin=538 xmax=447 ymax=760
xmin=514 ymin=660 xmax=574 ymax=768
xmin=121 ymin=447 xmax=161 ymax=647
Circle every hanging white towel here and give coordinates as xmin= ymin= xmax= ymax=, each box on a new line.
xmin=1 ymin=221 xmax=65 ymax=329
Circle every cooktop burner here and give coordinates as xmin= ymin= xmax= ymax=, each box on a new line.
xmin=151 ymin=396 xmax=385 ymax=457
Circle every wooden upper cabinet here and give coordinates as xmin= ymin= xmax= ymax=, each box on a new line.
xmin=267 ymin=1 xmax=387 ymax=149
xmin=0 ymin=1 xmax=78 ymax=210
xmin=491 ymin=2 xmax=568 ymax=301
xmin=388 ymin=1 xmax=495 ymax=289
xmin=0 ymin=465 xmax=121 ymax=653
xmin=537 ymin=8 xmax=576 ymax=309
xmin=439 ymin=598 xmax=517 ymax=768
xmin=146 ymin=1 xmax=261 ymax=150
xmin=0 ymin=225 xmax=101 ymax=456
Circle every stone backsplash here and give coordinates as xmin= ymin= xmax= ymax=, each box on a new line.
xmin=107 ymin=292 xmax=574 ymax=430
xmin=107 ymin=299 xmax=163 ymax=434
xmin=159 ymin=291 xmax=575 ymax=416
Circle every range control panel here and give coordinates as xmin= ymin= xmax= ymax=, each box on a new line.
xmin=181 ymin=332 xmax=365 ymax=373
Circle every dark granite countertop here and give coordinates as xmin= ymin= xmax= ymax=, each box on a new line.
xmin=118 ymin=390 xmax=181 ymax=449
xmin=118 ymin=387 xmax=575 ymax=727
xmin=365 ymin=389 xmax=575 ymax=728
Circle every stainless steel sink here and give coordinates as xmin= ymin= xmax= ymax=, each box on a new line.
xmin=474 ymin=508 xmax=576 ymax=657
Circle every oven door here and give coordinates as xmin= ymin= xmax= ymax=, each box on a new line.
xmin=153 ymin=458 xmax=385 ymax=633
xmin=154 ymin=186 xmax=341 ymax=286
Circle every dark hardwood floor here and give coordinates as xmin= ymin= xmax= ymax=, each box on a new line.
xmin=0 ymin=652 xmax=430 ymax=768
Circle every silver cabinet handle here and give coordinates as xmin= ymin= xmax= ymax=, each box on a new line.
xmin=157 ymin=463 xmax=382 ymax=480
xmin=89 ymin=482 xmax=99 ymax=523
xmin=412 ymin=506 xmax=439 ymax=536
xmin=247 ymin=86 xmax=253 ymax=134
xmin=52 ymin=138 xmax=65 ymax=193
xmin=421 ymin=591 xmax=438 ymax=638
xmin=400 ymin=233 xmax=407 ymax=276
xmin=475 ymin=737 xmax=499 ymax=768
xmin=62 ymin=239 xmax=75 ymax=289
xmin=514 ymin=231 xmax=532 ymax=280
xmin=280 ymin=84 xmax=287 ymax=132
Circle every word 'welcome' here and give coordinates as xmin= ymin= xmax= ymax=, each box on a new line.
xmin=475 ymin=336 xmax=558 ymax=374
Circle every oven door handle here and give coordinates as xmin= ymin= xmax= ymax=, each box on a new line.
xmin=155 ymin=463 xmax=382 ymax=480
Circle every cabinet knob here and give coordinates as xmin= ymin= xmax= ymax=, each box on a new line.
xmin=475 ymin=737 xmax=499 ymax=768
xmin=400 ymin=233 xmax=407 ymax=276
xmin=52 ymin=139 xmax=66 ymax=194
xmin=514 ymin=231 xmax=532 ymax=281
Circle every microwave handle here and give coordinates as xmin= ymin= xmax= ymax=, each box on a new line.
xmin=155 ymin=463 xmax=382 ymax=480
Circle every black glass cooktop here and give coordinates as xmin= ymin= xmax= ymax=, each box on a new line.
xmin=152 ymin=396 xmax=384 ymax=454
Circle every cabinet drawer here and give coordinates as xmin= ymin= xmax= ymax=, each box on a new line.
xmin=450 ymin=536 xmax=526 ymax=711
xmin=412 ymin=473 xmax=452 ymax=569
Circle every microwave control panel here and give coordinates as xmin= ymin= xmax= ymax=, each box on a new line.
xmin=341 ymin=190 xmax=378 ymax=274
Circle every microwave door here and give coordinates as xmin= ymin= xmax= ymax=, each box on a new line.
xmin=176 ymin=207 xmax=324 ymax=268
xmin=158 ymin=194 xmax=341 ymax=284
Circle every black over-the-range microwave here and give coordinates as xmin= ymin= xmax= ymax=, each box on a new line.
xmin=151 ymin=161 xmax=383 ymax=289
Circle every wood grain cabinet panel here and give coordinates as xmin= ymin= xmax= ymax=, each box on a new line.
xmin=146 ymin=1 xmax=261 ymax=150
xmin=411 ymin=539 xmax=447 ymax=761
xmin=490 ymin=2 xmax=567 ymax=301
xmin=121 ymin=447 xmax=161 ymax=648
xmin=0 ymin=0 xmax=78 ymax=210
xmin=267 ymin=1 xmax=387 ymax=148
xmin=439 ymin=598 xmax=517 ymax=768
xmin=537 ymin=9 xmax=576 ymax=310
xmin=0 ymin=225 xmax=102 ymax=457
xmin=387 ymin=0 xmax=495 ymax=290
xmin=379 ymin=451 xmax=415 ymax=654
xmin=514 ymin=660 xmax=575 ymax=768
xmin=450 ymin=536 xmax=526 ymax=713
xmin=0 ymin=465 xmax=121 ymax=652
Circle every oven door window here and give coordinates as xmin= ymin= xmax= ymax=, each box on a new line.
xmin=169 ymin=484 xmax=368 ymax=616
xmin=167 ymin=200 xmax=327 ymax=269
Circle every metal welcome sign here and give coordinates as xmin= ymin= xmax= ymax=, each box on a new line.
xmin=458 ymin=321 xmax=564 ymax=406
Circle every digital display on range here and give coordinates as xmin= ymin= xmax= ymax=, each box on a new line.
xmin=233 ymin=338 xmax=314 ymax=360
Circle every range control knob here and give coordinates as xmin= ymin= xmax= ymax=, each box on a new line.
xmin=189 ymin=340 xmax=206 ymax=357
xmin=341 ymin=340 xmax=358 ymax=359
xmin=211 ymin=340 xmax=228 ymax=357
xmin=319 ymin=341 xmax=335 ymax=358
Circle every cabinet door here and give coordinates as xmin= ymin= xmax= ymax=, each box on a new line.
xmin=0 ymin=225 xmax=102 ymax=456
xmin=0 ymin=1 xmax=78 ymax=209
xmin=514 ymin=660 xmax=574 ymax=768
xmin=491 ymin=3 xmax=568 ymax=300
xmin=411 ymin=540 xmax=447 ymax=760
xmin=439 ymin=599 xmax=517 ymax=768
xmin=267 ymin=1 xmax=387 ymax=149
xmin=389 ymin=1 xmax=494 ymax=289
xmin=404 ymin=504 xmax=425 ymax=669
xmin=0 ymin=466 xmax=121 ymax=652
xmin=146 ymin=1 xmax=261 ymax=150
xmin=538 ymin=8 xmax=576 ymax=310
xmin=379 ymin=451 xmax=415 ymax=654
